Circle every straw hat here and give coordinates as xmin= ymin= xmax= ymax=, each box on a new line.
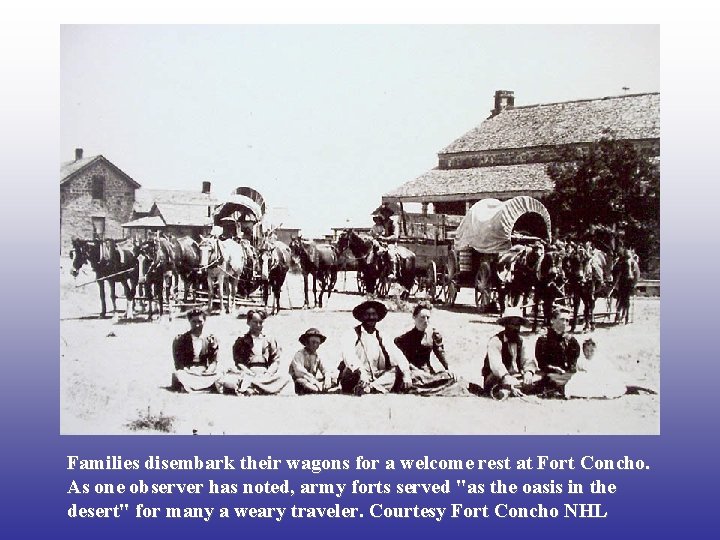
xmin=497 ymin=307 xmax=528 ymax=326
xmin=298 ymin=328 xmax=327 ymax=346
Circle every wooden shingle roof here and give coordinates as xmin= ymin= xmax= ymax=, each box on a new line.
xmin=441 ymin=92 xmax=659 ymax=155
xmin=134 ymin=189 xmax=218 ymax=214
xmin=151 ymin=203 xmax=213 ymax=227
xmin=121 ymin=216 xmax=166 ymax=228
xmin=383 ymin=163 xmax=553 ymax=202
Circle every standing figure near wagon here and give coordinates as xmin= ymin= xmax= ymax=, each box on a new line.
xmin=370 ymin=206 xmax=399 ymax=281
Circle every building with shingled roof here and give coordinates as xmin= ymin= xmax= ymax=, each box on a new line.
xmin=124 ymin=182 xmax=219 ymax=240
xmin=383 ymin=90 xmax=660 ymax=216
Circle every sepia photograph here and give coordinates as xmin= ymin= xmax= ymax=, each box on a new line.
xmin=60 ymin=25 xmax=659 ymax=435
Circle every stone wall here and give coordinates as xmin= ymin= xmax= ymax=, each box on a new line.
xmin=60 ymin=160 xmax=136 ymax=254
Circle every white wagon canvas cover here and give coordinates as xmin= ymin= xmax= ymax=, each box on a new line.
xmin=453 ymin=196 xmax=551 ymax=254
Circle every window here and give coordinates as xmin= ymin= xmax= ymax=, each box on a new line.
xmin=92 ymin=175 xmax=105 ymax=200
xmin=92 ymin=217 xmax=105 ymax=239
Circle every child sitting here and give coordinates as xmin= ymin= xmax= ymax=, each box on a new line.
xmin=564 ymin=338 xmax=626 ymax=399
xmin=290 ymin=328 xmax=333 ymax=394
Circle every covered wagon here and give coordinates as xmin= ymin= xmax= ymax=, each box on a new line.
xmin=445 ymin=196 xmax=552 ymax=310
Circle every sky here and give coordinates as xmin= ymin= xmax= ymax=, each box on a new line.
xmin=60 ymin=25 xmax=659 ymax=237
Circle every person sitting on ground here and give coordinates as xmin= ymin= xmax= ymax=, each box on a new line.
xmin=290 ymin=328 xmax=334 ymax=395
xmin=394 ymin=302 xmax=467 ymax=396
xmin=171 ymin=308 xmax=223 ymax=393
xmin=481 ymin=307 xmax=541 ymax=399
xmin=534 ymin=308 xmax=581 ymax=383
xmin=338 ymin=300 xmax=412 ymax=395
xmin=217 ymin=309 xmax=293 ymax=395
xmin=564 ymin=338 xmax=628 ymax=399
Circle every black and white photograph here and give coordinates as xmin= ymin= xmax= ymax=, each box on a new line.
xmin=60 ymin=25 xmax=659 ymax=435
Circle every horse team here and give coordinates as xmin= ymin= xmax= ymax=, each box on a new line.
xmin=70 ymin=231 xmax=639 ymax=330
xmin=497 ymin=241 xmax=640 ymax=332
xmin=70 ymin=229 xmax=356 ymax=318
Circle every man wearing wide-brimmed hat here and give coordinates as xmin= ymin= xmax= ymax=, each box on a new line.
xmin=481 ymin=307 xmax=540 ymax=398
xmin=290 ymin=328 xmax=333 ymax=395
xmin=370 ymin=214 xmax=387 ymax=239
xmin=338 ymin=300 xmax=411 ymax=395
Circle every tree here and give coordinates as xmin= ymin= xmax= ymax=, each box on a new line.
xmin=545 ymin=134 xmax=659 ymax=274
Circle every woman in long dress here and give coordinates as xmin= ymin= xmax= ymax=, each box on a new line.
xmin=218 ymin=309 xmax=293 ymax=396
xmin=394 ymin=302 xmax=468 ymax=396
xmin=171 ymin=308 xmax=223 ymax=393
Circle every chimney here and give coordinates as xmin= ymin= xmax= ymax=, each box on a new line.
xmin=75 ymin=148 xmax=83 ymax=161
xmin=202 ymin=181 xmax=211 ymax=194
xmin=490 ymin=90 xmax=515 ymax=117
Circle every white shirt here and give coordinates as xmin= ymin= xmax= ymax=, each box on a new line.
xmin=191 ymin=335 xmax=204 ymax=364
xmin=251 ymin=335 xmax=264 ymax=358
xmin=565 ymin=355 xmax=625 ymax=399
xmin=342 ymin=326 xmax=409 ymax=382
xmin=290 ymin=349 xmax=328 ymax=382
xmin=486 ymin=333 xmax=536 ymax=379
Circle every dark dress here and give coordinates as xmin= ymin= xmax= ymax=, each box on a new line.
xmin=171 ymin=331 xmax=222 ymax=392
xmin=216 ymin=333 xmax=293 ymax=395
xmin=394 ymin=327 xmax=468 ymax=396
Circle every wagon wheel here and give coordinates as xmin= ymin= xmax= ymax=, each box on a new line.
xmin=475 ymin=262 xmax=493 ymax=312
xmin=445 ymin=279 xmax=458 ymax=306
xmin=356 ymin=270 xmax=366 ymax=295
xmin=426 ymin=261 xmax=438 ymax=302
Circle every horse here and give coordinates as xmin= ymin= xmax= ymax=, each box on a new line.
xmin=289 ymin=236 xmax=339 ymax=308
xmin=167 ymin=235 xmax=203 ymax=305
xmin=531 ymin=248 xmax=567 ymax=332
xmin=564 ymin=244 xmax=610 ymax=332
xmin=374 ymin=243 xmax=416 ymax=299
xmin=258 ymin=236 xmax=292 ymax=314
xmin=137 ymin=236 xmax=176 ymax=320
xmin=198 ymin=236 xmax=253 ymax=314
xmin=612 ymin=248 xmax=640 ymax=324
xmin=70 ymin=237 xmax=139 ymax=319
xmin=499 ymin=244 xmax=543 ymax=311
xmin=336 ymin=229 xmax=384 ymax=296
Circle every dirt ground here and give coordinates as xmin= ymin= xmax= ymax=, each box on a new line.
xmin=60 ymin=259 xmax=660 ymax=435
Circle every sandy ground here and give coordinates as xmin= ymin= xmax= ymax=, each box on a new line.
xmin=60 ymin=259 xmax=659 ymax=435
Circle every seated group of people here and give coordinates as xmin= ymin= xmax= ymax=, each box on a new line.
xmin=171 ymin=300 xmax=463 ymax=397
xmin=483 ymin=306 xmax=626 ymax=400
xmin=172 ymin=301 xmax=627 ymax=400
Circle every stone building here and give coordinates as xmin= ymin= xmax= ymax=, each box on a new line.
xmin=60 ymin=148 xmax=141 ymax=254
xmin=383 ymin=90 xmax=660 ymax=216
